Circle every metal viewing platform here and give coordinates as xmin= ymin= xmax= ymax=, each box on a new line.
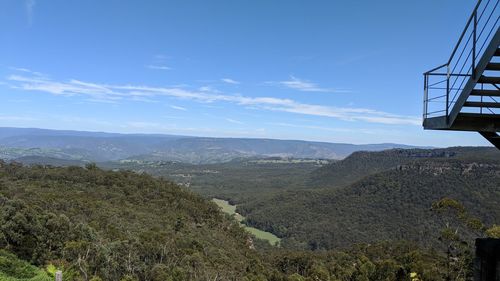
xmin=423 ymin=0 xmax=500 ymax=149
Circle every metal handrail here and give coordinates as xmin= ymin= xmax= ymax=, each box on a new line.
xmin=447 ymin=1 xmax=484 ymax=65
xmin=423 ymin=0 xmax=499 ymax=120
xmin=423 ymin=63 xmax=447 ymax=75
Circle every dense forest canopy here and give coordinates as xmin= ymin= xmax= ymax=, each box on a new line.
xmin=240 ymin=158 xmax=500 ymax=250
xmin=0 ymin=162 xmax=265 ymax=280
xmin=0 ymin=146 xmax=498 ymax=280
xmin=0 ymin=162 xmax=466 ymax=281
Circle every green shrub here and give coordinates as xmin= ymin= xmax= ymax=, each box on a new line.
xmin=0 ymin=250 xmax=52 ymax=281
xmin=0 ymin=250 xmax=38 ymax=279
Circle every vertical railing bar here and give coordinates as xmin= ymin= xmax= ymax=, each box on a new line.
xmin=424 ymin=74 xmax=429 ymax=119
xmin=446 ymin=65 xmax=450 ymax=124
xmin=481 ymin=83 xmax=484 ymax=114
xmin=473 ymin=11 xmax=477 ymax=79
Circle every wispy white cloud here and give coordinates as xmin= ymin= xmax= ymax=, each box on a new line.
xmin=268 ymin=122 xmax=402 ymax=135
xmin=129 ymin=96 xmax=158 ymax=103
xmin=7 ymin=75 xmax=122 ymax=101
xmin=126 ymin=121 xmax=162 ymax=129
xmin=0 ymin=115 xmax=37 ymax=121
xmin=146 ymin=65 xmax=171 ymax=71
xmin=146 ymin=54 xmax=172 ymax=70
xmin=119 ymin=122 xmax=266 ymax=137
xmin=268 ymin=76 xmax=349 ymax=93
xmin=10 ymin=67 xmax=45 ymax=77
xmin=7 ymin=98 xmax=31 ymax=103
xmin=269 ymin=122 xmax=358 ymax=133
xmin=10 ymin=67 xmax=31 ymax=73
xmin=226 ymin=118 xmax=243 ymax=124
xmin=163 ymin=115 xmax=184 ymax=119
xmin=26 ymin=0 xmax=36 ymax=26
xmin=155 ymin=54 xmax=169 ymax=60
xmin=84 ymin=98 xmax=120 ymax=104
xmin=198 ymin=85 xmax=224 ymax=93
xmin=221 ymin=78 xmax=240 ymax=85
xmin=5 ymin=73 xmax=420 ymax=126
xmin=47 ymin=115 xmax=114 ymax=126
xmin=170 ymin=105 xmax=187 ymax=111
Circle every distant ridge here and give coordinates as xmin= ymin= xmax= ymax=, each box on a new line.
xmin=308 ymin=146 xmax=499 ymax=188
xmin=0 ymin=127 xmax=425 ymax=164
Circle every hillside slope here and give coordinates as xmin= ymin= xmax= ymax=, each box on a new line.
xmin=240 ymin=158 xmax=500 ymax=250
xmin=308 ymin=147 xmax=499 ymax=188
xmin=0 ymin=162 xmax=268 ymax=281
xmin=0 ymin=157 xmax=491 ymax=280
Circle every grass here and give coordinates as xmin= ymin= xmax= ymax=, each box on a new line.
xmin=244 ymin=226 xmax=281 ymax=246
xmin=212 ymin=198 xmax=237 ymax=215
xmin=213 ymin=198 xmax=281 ymax=246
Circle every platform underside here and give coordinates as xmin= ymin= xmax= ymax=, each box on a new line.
xmin=423 ymin=113 xmax=500 ymax=132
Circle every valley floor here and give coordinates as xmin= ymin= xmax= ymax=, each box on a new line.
xmin=212 ymin=198 xmax=281 ymax=246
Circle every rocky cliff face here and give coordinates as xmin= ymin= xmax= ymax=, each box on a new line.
xmin=396 ymin=161 xmax=500 ymax=176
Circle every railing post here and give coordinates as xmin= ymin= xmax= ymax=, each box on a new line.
xmin=481 ymin=83 xmax=483 ymax=114
xmin=472 ymin=11 xmax=477 ymax=80
xmin=446 ymin=65 xmax=450 ymax=124
xmin=423 ymin=74 xmax=428 ymax=120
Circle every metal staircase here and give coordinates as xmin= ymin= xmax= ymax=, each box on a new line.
xmin=423 ymin=0 xmax=500 ymax=149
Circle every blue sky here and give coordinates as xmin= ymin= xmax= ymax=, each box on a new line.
xmin=0 ymin=0 xmax=491 ymax=146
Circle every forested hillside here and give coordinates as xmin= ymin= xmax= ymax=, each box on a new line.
xmin=102 ymin=158 xmax=328 ymax=203
xmin=1 ymin=148 xmax=499 ymax=280
xmin=240 ymin=158 xmax=500 ymax=250
xmin=0 ymin=162 xmax=266 ymax=280
xmin=0 ymin=161 xmax=462 ymax=281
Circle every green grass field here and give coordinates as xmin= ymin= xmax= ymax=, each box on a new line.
xmin=212 ymin=198 xmax=281 ymax=246
xmin=212 ymin=198 xmax=237 ymax=214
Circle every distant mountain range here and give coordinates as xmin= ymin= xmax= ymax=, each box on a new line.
xmin=0 ymin=127 xmax=423 ymax=164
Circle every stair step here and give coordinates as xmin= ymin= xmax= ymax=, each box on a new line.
xmin=479 ymin=132 xmax=500 ymax=149
xmin=480 ymin=132 xmax=500 ymax=138
xmin=495 ymin=48 xmax=500 ymax=56
xmin=463 ymin=101 xmax=500 ymax=108
xmin=470 ymin=89 xmax=500 ymax=96
xmin=478 ymin=76 xmax=500 ymax=84
xmin=458 ymin=112 xmax=500 ymax=118
xmin=485 ymin=63 xmax=500 ymax=71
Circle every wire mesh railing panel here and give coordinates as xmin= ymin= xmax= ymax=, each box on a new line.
xmin=423 ymin=0 xmax=500 ymax=121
